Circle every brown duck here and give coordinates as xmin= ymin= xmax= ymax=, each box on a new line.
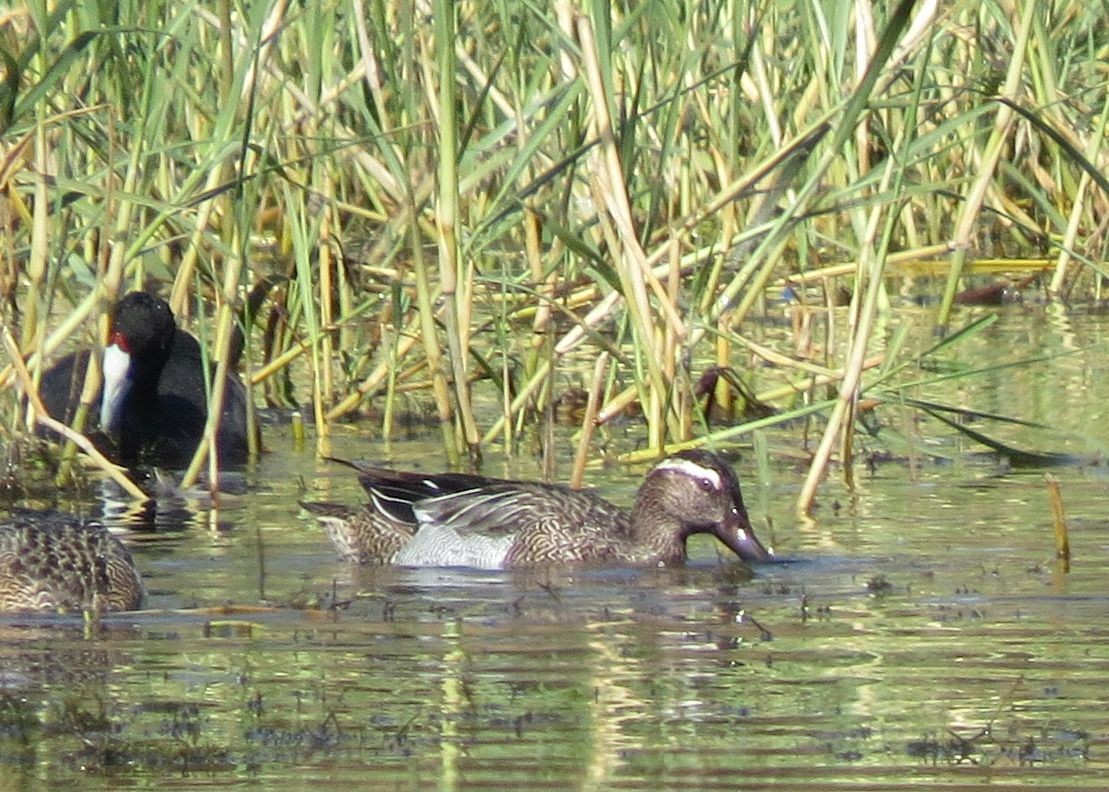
xmin=302 ymin=449 xmax=774 ymax=569
xmin=0 ymin=515 xmax=145 ymax=613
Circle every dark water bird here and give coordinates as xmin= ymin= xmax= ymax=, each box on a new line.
xmin=953 ymin=273 xmax=1041 ymax=306
xmin=0 ymin=514 xmax=144 ymax=613
xmin=302 ymin=449 xmax=775 ymax=569
xmin=38 ymin=292 xmax=256 ymax=468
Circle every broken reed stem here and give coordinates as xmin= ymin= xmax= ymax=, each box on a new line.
xmin=1044 ymin=473 xmax=1070 ymax=569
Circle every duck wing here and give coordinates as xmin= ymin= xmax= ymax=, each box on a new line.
xmin=414 ymin=482 xmax=631 ymax=540
xmin=329 ymin=460 xmax=512 ymax=525
xmin=392 ymin=484 xmax=632 ymax=568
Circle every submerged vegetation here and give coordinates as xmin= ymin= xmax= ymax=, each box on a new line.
xmin=0 ymin=1 xmax=1105 ymax=507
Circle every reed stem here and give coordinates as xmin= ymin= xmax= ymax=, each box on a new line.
xmin=433 ymin=0 xmax=481 ymax=463
xmin=936 ymin=0 xmax=1038 ymax=327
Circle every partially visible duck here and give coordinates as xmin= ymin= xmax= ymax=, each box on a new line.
xmin=302 ymin=449 xmax=775 ymax=568
xmin=0 ymin=513 xmax=144 ymax=614
xmin=38 ymin=291 xmax=256 ymax=467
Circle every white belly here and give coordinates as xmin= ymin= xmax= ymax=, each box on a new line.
xmin=392 ymin=524 xmax=514 ymax=569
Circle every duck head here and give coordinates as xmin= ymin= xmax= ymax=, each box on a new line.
xmin=644 ymin=449 xmax=774 ymax=564
xmin=99 ymin=292 xmax=177 ymax=434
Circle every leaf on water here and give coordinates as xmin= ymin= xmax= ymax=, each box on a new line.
xmin=916 ymin=404 xmax=1083 ymax=468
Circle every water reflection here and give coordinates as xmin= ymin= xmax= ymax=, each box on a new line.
xmin=2 ymin=307 xmax=1108 ymax=787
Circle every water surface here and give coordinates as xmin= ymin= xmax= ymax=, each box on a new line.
xmin=1 ymin=303 xmax=1107 ymax=789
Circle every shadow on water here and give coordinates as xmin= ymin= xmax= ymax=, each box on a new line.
xmin=3 ymin=306 xmax=1109 ymax=789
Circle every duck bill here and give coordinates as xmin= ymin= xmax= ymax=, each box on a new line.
xmin=715 ymin=505 xmax=774 ymax=563
xmin=99 ymin=343 xmax=132 ymax=435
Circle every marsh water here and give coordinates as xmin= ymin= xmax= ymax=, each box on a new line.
xmin=2 ymin=300 xmax=1108 ymax=789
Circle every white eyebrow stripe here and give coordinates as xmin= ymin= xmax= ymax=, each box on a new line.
xmin=652 ymin=458 xmax=722 ymax=488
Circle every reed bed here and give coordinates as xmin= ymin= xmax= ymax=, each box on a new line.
xmin=0 ymin=1 xmax=1105 ymax=508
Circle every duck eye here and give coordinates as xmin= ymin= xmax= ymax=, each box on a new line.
xmin=699 ymin=477 xmax=715 ymax=492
